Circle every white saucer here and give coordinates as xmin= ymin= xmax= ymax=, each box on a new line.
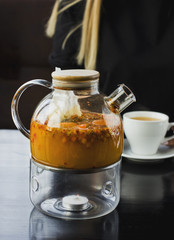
xmin=122 ymin=139 xmax=174 ymax=163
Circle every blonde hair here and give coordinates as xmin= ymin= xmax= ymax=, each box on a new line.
xmin=46 ymin=0 xmax=102 ymax=70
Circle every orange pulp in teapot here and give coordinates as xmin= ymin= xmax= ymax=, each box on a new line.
xmin=30 ymin=112 xmax=123 ymax=169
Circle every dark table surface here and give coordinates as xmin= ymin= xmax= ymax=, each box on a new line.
xmin=1 ymin=130 xmax=174 ymax=240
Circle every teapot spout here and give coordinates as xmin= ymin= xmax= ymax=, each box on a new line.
xmin=104 ymin=84 xmax=136 ymax=113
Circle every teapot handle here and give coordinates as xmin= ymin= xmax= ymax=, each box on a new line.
xmin=11 ymin=79 xmax=52 ymax=139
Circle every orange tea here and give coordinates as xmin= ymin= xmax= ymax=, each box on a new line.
xmin=30 ymin=112 xmax=123 ymax=169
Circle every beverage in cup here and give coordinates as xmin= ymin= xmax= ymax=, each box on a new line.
xmin=123 ymin=111 xmax=174 ymax=155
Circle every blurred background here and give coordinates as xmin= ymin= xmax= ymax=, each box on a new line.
xmin=1 ymin=0 xmax=174 ymax=130
xmin=0 ymin=0 xmax=54 ymax=129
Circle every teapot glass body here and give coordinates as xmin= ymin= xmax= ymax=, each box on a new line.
xmin=11 ymin=69 xmax=135 ymax=170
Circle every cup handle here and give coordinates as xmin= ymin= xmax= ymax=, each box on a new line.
xmin=11 ymin=79 xmax=52 ymax=139
xmin=162 ymin=122 xmax=174 ymax=143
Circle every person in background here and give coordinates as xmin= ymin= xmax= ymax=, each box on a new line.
xmin=46 ymin=0 xmax=174 ymax=146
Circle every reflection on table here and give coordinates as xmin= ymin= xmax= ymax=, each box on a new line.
xmin=119 ymin=158 xmax=174 ymax=239
xmin=29 ymin=207 xmax=118 ymax=240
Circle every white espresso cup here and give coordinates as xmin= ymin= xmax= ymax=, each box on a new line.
xmin=123 ymin=111 xmax=174 ymax=155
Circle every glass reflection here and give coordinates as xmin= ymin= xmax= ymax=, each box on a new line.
xmin=29 ymin=207 xmax=119 ymax=240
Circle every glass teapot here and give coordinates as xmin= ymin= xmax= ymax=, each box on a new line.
xmin=11 ymin=69 xmax=135 ymax=170
xmin=11 ymin=69 xmax=136 ymax=220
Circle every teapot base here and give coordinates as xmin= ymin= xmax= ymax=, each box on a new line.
xmin=30 ymin=158 xmax=121 ymax=220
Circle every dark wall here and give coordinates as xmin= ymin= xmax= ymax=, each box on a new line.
xmin=0 ymin=0 xmax=55 ymax=129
